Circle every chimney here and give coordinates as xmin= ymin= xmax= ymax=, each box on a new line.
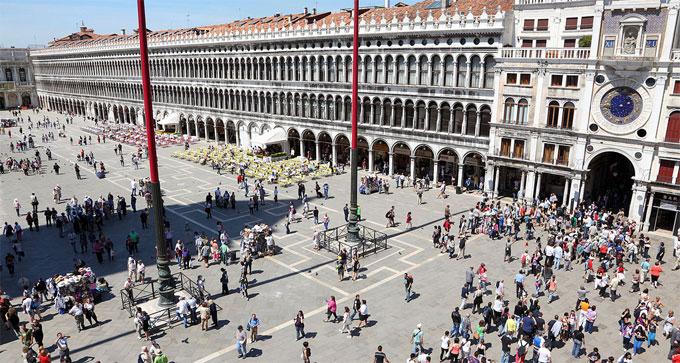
xmin=121 ymin=28 xmax=126 ymax=35
xmin=288 ymin=15 xmax=293 ymax=24
xmin=441 ymin=0 xmax=448 ymax=9
xmin=313 ymin=8 xmax=317 ymax=15
xmin=385 ymin=0 xmax=390 ymax=8
xmin=304 ymin=7 xmax=309 ymax=15
xmin=80 ymin=25 xmax=87 ymax=33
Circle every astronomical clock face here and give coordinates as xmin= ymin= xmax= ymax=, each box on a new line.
xmin=599 ymin=87 xmax=642 ymax=125
xmin=591 ymin=79 xmax=652 ymax=135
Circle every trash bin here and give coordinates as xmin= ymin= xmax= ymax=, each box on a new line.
xmin=455 ymin=186 xmax=462 ymax=194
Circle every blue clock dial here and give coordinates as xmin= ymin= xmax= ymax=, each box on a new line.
xmin=599 ymin=87 xmax=642 ymax=125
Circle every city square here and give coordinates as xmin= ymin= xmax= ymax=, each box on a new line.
xmin=2 ymin=0 xmax=680 ymax=362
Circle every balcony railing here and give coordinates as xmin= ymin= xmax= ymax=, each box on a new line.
xmin=601 ymin=47 xmax=657 ymax=60
xmin=672 ymin=50 xmax=680 ymax=61
xmin=499 ymin=149 xmax=526 ymax=159
xmin=501 ymin=47 xmax=590 ymax=60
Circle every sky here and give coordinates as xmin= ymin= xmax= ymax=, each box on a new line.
xmin=0 ymin=0 xmax=390 ymax=48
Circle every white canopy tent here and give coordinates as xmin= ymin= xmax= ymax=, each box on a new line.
xmin=250 ymin=127 xmax=289 ymax=155
xmin=158 ymin=113 xmax=180 ymax=130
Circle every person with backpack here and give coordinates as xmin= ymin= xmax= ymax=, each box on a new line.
xmin=404 ymin=273 xmax=413 ymax=302
xmin=301 ymin=341 xmax=311 ymax=363
xmin=410 ymin=323 xmax=424 ymax=355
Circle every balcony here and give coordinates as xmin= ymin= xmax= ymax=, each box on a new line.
xmin=601 ymin=47 xmax=657 ymax=61
xmin=0 ymin=81 xmax=15 ymax=91
xmin=673 ymin=50 xmax=680 ymax=61
xmin=498 ymin=149 xmax=526 ymax=160
xmin=501 ymin=47 xmax=590 ymax=60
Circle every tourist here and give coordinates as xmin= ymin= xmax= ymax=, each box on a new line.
xmin=236 ymin=325 xmax=248 ymax=359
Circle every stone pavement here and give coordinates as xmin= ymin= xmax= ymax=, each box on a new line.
xmin=0 ymin=110 xmax=678 ymax=363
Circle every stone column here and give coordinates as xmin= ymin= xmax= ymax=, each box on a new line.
xmin=315 ymin=142 xmax=320 ymax=162
xmin=410 ymin=156 xmax=416 ymax=177
xmin=461 ymin=111 xmax=468 ymax=135
xmin=474 ymin=111 xmax=481 ymax=137
xmin=562 ymin=177 xmax=570 ymax=207
xmin=629 ymin=183 xmax=647 ymax=224
xmin=195 ymin=121 xmax=200 ymax=138
xmin=433 ymin=161 xmax=439 ymax=185
xmin=427 ymin=61 xmax=433 ymax=86
xmin=369 ymin=104 xmax=375 ymax=124
xmin=464 ymin=61 xmax=472 ymax=88
xmin=388 ymin=152 xmax=394 ymax=177
xmin=493 ymin=166 xmax=500 ymax=198
xmin=424 ymin=107 xmax=430 ymax=130
xmin=368 ymin=149 xmax=374 ymax=171
xmin=298 ymin=138 xmax=304 ymax=158
xmin=332 ymin=143 xmax=338 ymax=166
xmin=534 ymin=173 xmax=543 ymax=200
xmin=390 ymin=105 xmax=396 ymax=127
xmin=520 ymin=171 xmax=527 ymax=200
xmin=213 ymin=123 xmax=218 ymax=142
xmin=448 ymin=110 xmax=454 ymax=134
xmin=644 ymin=192 xmax=656 ymax=231
xmin=458 ymin=164 xmax=464 ymax=188
xmin=525 ymin=171 xmax=536 ymax=202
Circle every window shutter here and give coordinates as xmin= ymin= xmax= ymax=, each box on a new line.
xmin=535 ymin=40 xmax=547 ymax=48
xmin=564 ymin=39 xmax=576 ymax=48
xmin=565 ymin=18 xmax=578 ymax=30
xmin=666 ymin=112 xmax=680 ymax=143
xmin=658 ymin=160 xmax=675 ymax=183
xmin=581 ymin=17 xmax=594 ymax=29
xmin=524 ymin=19 xmax=535 ymax=31
xmin=674 ymin=81 xmax=680 ymax=94
xmin=537 ymin=19 xmax=549 ymax=31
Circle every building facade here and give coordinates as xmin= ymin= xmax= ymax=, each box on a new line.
xmin=29 ymin=0 xmax=680 ymax=234
xmin=31 ymin=0 xmax=512 ymax=189
xmin=0 ymin=48 xmax=38 ymax=109
xmin=492 ymin=0 xmax=680 ymax=233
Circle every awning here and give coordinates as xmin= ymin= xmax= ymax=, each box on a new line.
xmin=250 ymin=127 xmax=287 ymax=146
xmin=158 ymin=113 xmax=180 ymax=126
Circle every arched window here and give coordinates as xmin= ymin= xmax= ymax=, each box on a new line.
xmin=329 ymin=57 xmax=336 ymax=82
xmin=431 ymin=56 xmax=441 ymax=86
xmin=386 ymin=56 xmax=395 ymax=84
xmin=469 ymin=56 xmax=481 ymax=88
xmin=310 ymin=57 xmax=317 ymax=81
xmin=319 ymin=57 xmax=326 ymax=82
xmin=375 ymin=56 xmax=384 ymax=83
xmin=287 ymin=58 xmax=293 ymax=80
xmin=357 ymin=57 xmax=363 ymax=83
xmin=362 ymin=98 xmax=371 ymax=123
xmin=479 ymin=106 xmax=492 ymax=137
xmin=397 ymin=56 xmax=406 ymax=85
xmin=443 ymin=56 xmax=454 ymax=86
xmin=666 ymin=111 xmax=680 ymax=142
xmin=408 ymin=56 xmax=417 ymax=85
xmin=456 ymin=56 xmax=467 ymax=87
xmin=271 ymin=59 xmax=277 ymax=80
xmin=364 ymin=57 xmax=373 ymax=83
xmin=419 ymin=56 xmax=428 ymax=85
xmin=345 ymin=56 xmax=352 ymax=82
xmin=517 ymin=99 xmax=529 ymax=124
xmin=295 ymin=57 xmax=302 ymax=81
xmin=547 ymin=101 xmax=560 ymax=127
xmin=562 ymin=102 xmax=575 ymax=129
xmin=503 ymin=98 xmax=516 ymax=123
xmin=416 ymin=102 xmax=426 ymax=129
xmin=405 ymin=101 xmax=415 ymax=128
xmin=301 ymin=58 xmax=308 ymax=81
xmin=484 ymin=57 xmax=496 ymax=88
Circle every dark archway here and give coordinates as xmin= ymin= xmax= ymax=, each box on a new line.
xmin=586 ymin=152 xmax=635 ymax=213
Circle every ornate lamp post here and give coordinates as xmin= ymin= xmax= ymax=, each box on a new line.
xmin=137 ymin=0 xmax=175 ymax=307
xmin=346 ymin=0 xmax=361 ymax=244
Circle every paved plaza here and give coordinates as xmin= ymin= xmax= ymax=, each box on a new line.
xmin=1 ymin=110 xmax=679 ymax=363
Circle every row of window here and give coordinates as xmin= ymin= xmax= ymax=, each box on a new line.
xmin=522 ymin=16 xmax=593 ymax=32
xmin=37 ymin=80 xmax=493 ymax=137
xmin=502 ymin=98 xmax=575 ymax=129
xmin=36 ymin=54 xmax=497 ymax=89
xmin=3 ymin=68 xmax=28 ymax=82
xmin=499 ymin=137 xmax=570 ymax=166
xmin=657 ymin=159 xmax=680 ymax=184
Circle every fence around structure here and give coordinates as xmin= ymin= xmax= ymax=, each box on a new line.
xmin=120 ymin=271 xmax=221 ymax=330
xmin=318 ymin=223 xmax=388 ymax=256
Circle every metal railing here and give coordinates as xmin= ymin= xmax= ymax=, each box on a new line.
xmin=318 ymin=223 xmax=388 ymax=257
xmin=120 ymin=272 xmax=214 ymax=318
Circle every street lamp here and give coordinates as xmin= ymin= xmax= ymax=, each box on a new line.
xmin=137 ymin=0 xmax=175 ymax=307
xmin=346 ymin=0 xmax=361 ymax=244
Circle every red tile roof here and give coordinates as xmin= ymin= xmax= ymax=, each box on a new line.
xmin=47 ymin=0 xmax=512 ymax=48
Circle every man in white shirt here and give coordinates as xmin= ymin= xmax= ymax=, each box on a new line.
xmin=673 ymin=233 xmax=680 ymax=270
xmin=537 ymin=342 xmax=552 ymax=363
xmin=187 ymin=297 xmax=198 ymax=324
xmin=131 ymin=179 xmax=137 ymax=195
xmin=69 ymin=302 xmax=86 ymax=331
xmin=236 ymin=325 xmax=248 ymax=358
xmin=175 ymin=297 xmax=189 ymax=328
